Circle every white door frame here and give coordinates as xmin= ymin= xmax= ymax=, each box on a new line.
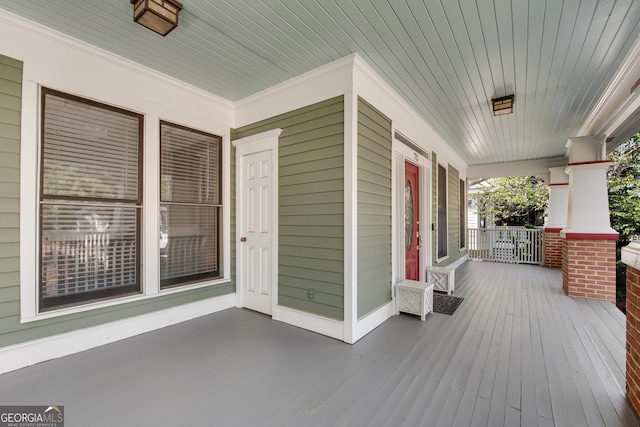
xmin=232 ymin=128 xmax=281 ymax=315
xmin=392 ymin=138 xmax=431 ymax=285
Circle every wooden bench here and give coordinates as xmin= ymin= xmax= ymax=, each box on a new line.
xmin=394 ymin=280 xmax=434 ymax=321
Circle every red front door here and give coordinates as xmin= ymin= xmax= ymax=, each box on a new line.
xmin=405 ymin=161 xmax=420 ymax=280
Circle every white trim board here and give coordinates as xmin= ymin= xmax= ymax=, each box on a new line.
xmin=0 ymin=294 xmax=236 ymax=375
xmin=352 ymin=301 xmax=394 ymax=343
xmin=466 ymin=157 xmax=568 ymax=180
xmin=275 ymin=305 xmax=345 ymax=341
xmin=343 ymin=92 xmax=358 ymax=344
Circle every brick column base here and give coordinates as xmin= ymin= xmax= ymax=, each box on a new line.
xmin=623 ymin=243 xmax=640 ymax=415
xmin=544 ymin=228 xmax=562 ymax=268
xmin=627 ymin=265 xmax=640 ymax=415
xmin=561 ymin=237 xmax=616 ymax=301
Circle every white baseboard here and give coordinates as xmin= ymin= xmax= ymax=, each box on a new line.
xmin=275 ymin=305 xmax=344 ymax=341
xmin=351 ymin=301 xmax=394 ymax=344
xmin=0 ymin=293 xmax=236 ymax=375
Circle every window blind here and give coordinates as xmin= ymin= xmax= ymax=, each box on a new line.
xmin=437 ymin=164 xmax=448 ymax=259
xmin=39 ymin=89 xmax=142 ymax=310
xmin=160 ymin=122 xmax=221 ymax=287
xmin=42 ymin=95 xmax=140 ymax=201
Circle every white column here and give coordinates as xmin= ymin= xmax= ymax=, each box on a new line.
xmin=561 ymin=136 xmax=617 ymax=237
xmin=545 ymin=166 xmax=569 ymax=230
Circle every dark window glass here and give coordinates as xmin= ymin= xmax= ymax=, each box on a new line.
xmin=460 ymin=179 xmax=466 ymax=249
xmin=437 ymin=164 xmax=447 ymax=259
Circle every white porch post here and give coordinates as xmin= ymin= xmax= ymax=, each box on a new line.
xmin=544 ymin=167 xmax=569 ymax=268
xmin=561 ymin=136 xmax=618 ymax=301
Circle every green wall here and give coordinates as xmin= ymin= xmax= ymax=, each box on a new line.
xmin=0 ymin=54 xmax=235 ymax=350
xmin=357 ymin=98 xmax=392 ymax=317
xmin=233 ymin=96 xmax=345 ymax=320
xmin=0 ymin=55 xmax=22 ymax=345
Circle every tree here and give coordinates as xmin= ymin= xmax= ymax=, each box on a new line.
xmin=607 ymin=133 xmax=640 ymax=312
xmin=608 ymin=133 xmax=640 ymax=245
xmin=475 ymin=176 xmax=548 ymax=227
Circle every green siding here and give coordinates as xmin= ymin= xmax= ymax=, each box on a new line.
xmin=0 ymin=54 xmax=21 ymax=343
xmin=233 ymin=96 xmax=345 ymax=320
xmin=447 ymin=165 xmax=463 ymax=264
xmin=0 ymin=53 xmax=236 ymax=349
xmin=357 ymin=98 xmax=392 ymax=317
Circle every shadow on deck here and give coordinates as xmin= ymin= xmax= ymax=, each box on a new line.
xmin=0 ymin=261 xmax=637 ymax=426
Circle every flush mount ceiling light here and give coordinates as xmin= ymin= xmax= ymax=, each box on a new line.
xmin=492 ymin=95 xmax=514 ymax=116
xmin=131 ymin=0 xmax=183 ymax=36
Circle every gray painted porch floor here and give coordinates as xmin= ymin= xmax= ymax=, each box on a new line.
xmin=1 ymin=261 xmax=638 ymax=426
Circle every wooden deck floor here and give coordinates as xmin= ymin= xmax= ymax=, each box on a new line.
xmin=1 ymin=261 xmax=638 ymax=426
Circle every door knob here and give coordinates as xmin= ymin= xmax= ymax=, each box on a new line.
xmin=240 ymin=237 xmax=247 ymax=242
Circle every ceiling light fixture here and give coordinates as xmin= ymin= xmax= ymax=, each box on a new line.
xmin=131 ymin=0 xmax=183 ymax=36
xmin=492 ymin=95 xmax=514 ymax=116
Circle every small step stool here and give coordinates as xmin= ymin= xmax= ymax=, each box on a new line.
xmin=427 ymin=266 xmax=455 ymax=295
xmin=394 ymin=280 xmax=434 ymax=321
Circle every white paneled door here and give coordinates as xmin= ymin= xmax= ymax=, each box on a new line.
xmin=239 ymin=149 xmax=274 ymax=315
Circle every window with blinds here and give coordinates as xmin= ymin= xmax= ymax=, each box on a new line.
xmin=459 ymin=179 xmax=466 ymax=249
xmin=437 ymin=164 xmax=448 ymax=259
xmin=39 ymin=88 xmax=142 ymax=311
xmin=160 ymin=121 xmax=221 ymax=288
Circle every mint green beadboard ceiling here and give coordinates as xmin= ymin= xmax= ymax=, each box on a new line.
xmin=1 ymin=0 xmax=640 ymax=167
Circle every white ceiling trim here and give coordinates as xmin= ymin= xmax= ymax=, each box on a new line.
xmin=0 ymin=9 xmax=234 ymax=109
xmin=234 ymin=54 xmax=356 ymax=127
xmin=579 ymin=33 xmax=640 ymax=140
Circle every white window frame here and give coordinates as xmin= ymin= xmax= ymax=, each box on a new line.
xmin=20 ymin=84 xmax=231 ymax=322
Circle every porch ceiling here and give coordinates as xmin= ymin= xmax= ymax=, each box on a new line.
xmin=1 ymin=1 xmax=640 ymax=167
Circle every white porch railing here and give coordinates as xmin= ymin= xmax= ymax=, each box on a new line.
xmin=467 ymin=227 xmax=543 ymax=265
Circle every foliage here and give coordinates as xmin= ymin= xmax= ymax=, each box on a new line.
xmin=607 ymin=134 xmax=640 ymax=245
xmin=607 ymin=133 xmax=640 ymax=310
xmin=474 ymin=176 xmax=548 ymax=227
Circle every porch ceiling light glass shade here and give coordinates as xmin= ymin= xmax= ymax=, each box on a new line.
xmin=492 ymin=95 xmax=514 ymax=116
xmin=131 ymin=0 xmax=183 ymax=36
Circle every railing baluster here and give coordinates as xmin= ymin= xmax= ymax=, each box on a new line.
xmin=468 ymin=227 xmax=543 ymax=264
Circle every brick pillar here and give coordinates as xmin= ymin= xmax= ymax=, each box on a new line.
xmin=562 ymin=237 xmax=617 ymax=301
xmin=622 ymin=242 xmax=640 ymax=415
xmin=544 ymin=228 xmax=563 ymax=268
